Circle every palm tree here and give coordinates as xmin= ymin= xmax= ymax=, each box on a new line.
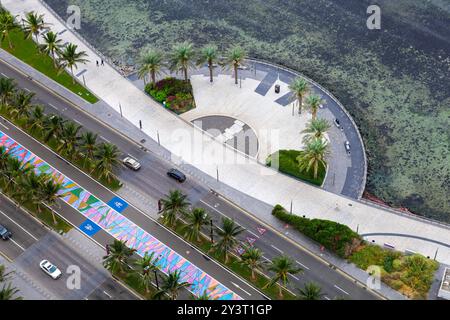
xmin=225 ymin=46 xmax=246 ymax=85
xmin=138 ymin=48 xmax=164 ymax=86
xmin=297 ymin=282 xmax=324 ymax=300
xmin=58 ymin=43 xmax=88 ymax=84
xmin=132 ymin=252 xmax=160 ymax=294
xmin=14 ymin=171 xmax=44 ymax=207
xmin=3 ymin=158 xmax=32 ymax=193
xmin=22 ymin=11 xmax=47 ymax=42
xmin=182 ymin=207 xmax=209 ymax=242
xmin=0 ymin=146 xmax=9 ymax=173
xmin=0 ymin=265 xmax=13 ymax=283
xmin=153 ymin=270 xmax=191 ymax=300
xmin=0 ymin=11 xmax=18 ymax=49
xmin=0 ymin=77 xmax=16 ymax=105
xmin=94 ymin=142 xmax=120 ymax=182
xmin=80 ymin=131 xmax=98 ymax=166
xmin=160 ymin=190 xmax=190 ymax=227
xmin=39 ymin=178 xmax=63 ymax=224
xmin=28 ymin=105 xmax=46 ymax=133
xmin=43 ymin=115 xmax=65 ymax=142
xmin=0 ymin=282 xmax=21 ymax=300
xmin=297 ymin=138 xmax=329 ymax=180
xmin=212 ymin=217 xmax=244 ymax=263
xmin=56 ymin=121 xmax=82 ymax=160
xmin=305 ymin=94 xmax=325 ymax=120
xmin=192 ymin=291 xmax=213 ymax=300
xmin=10 ymin=90 xmax=34 ymax=120
xmin=264 ymin=255 xmax=303 ymax=298
xmin=289 ymin=77 xmax=309 ymax=115
xmin=197 ymin=45 xmax=218 ymax=83
xmin=102 ymin=240 xmax=136 ymax=276
xmin=169 ymin=41 xmax=195 ymax=82
xmin=301 ymin=118 xmax=330 ymax=144
xmin=39 ymin=31 xmax=62 ymax=67
xmin=240 ymin=246 xmax=264 ymax=281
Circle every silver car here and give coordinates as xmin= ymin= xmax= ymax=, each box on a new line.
xmin=40 ymin=260 xmax=62 ymax=280
xmin=344 ymin=141 xmax=351 ymax=154
xmin=122 ymin=156 xmax=141 ymax=170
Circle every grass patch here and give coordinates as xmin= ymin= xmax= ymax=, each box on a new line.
xmin=145 ymin=77 xmax=195 ymax=114
xmin=1 ymin=29 xmax=98 ymax=104
xmin=168 ymin=219 xmax=296 ymax=300
xmin=267 ymin=150 xmax=325 ymax=186
xmin=349 ymin=244 xmax=439 ymax=300
xmin=113 ymin=271 xmax=155 ymax=300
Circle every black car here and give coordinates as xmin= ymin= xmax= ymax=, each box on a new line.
xmin=167 ymin=168 xmax=186 ymax=182
xmin=0 ymin=225 xmax=12 ymax=240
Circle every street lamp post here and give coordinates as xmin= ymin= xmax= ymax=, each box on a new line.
xmin=210 ymin=219 xmax=214 ymax=243
xmin=119 ymin=103 xmax=123 ymax=117
xmin=139 ymin=120 xmax=142 ymax=130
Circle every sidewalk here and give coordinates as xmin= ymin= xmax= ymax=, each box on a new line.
xmin=3 ymin=0 xmax=450 ymax=268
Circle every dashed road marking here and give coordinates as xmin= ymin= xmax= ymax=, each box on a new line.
xmin=270 ymin=244 xmax=284 ymax=254
xmin=334 ymin=284 xmax=349 ymax=295
xmin=296 ymin=260 xmax=310 ymax=270
xmin=0 ymin=209 xmax=39 ymax=241
xmin=10 ymin=238 xmax=25 ymax=251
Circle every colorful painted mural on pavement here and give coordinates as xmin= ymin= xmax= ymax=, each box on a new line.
xmin=0 ymin=131 xmax=241 ymax=300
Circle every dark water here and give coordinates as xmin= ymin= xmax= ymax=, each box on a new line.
xmin=44 ymin=0 xmax=450 ymax=222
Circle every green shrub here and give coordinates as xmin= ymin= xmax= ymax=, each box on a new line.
xmin=145 ymin=77 xmax=195 ymax=114
xmin=272 ymin=205 xmax=361 ymax=258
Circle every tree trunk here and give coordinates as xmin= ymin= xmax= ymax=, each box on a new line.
xmin=151 ymin=71 xmax=156 ymax=86
xmin=8 ymin=36 xmax=13 ymax=50
xmin=278 ymin=285 xmax=283 ymax=299
xmin=184 ymin=67 xmax=188 ymax=82
xmin=71 ymin=67 xmax=75 ymax=84
xmin=234 ymin=65 xmax=238 ymax=85
xmin=209 ymin=60 xmax=213 ymax=83
xmin=251 ymin=270 xmax=256 ymax=281
xmin=298 ymin=96 xmax=302 ymax=114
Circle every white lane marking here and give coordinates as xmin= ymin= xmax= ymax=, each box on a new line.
xmin=103 ymin=290 xmax=112 ymax=298
xmin=295 ymin=260 xmax=310 ymax=270
xmin=334 ymin=284 xmax=350 ymax=296
xmin=289 ymin=273 xmax=300 ymax=281
xmin=1 ymin=73 xmax=9 ymax=78
xmin=324 ymin=296 xmax=330 ymax=300
xmin=23 ymin=87 xmax=31 ymax=92
xmin=0 ymin=122 xmax=9 ymax=130
xmin=9 ymin=238 xmax=25 ymax=251
xmin=0 ymin=209 xmax=39 ymax=241
xmin=74 ymin=119 xmax=83 ymax=126
xmin=231 ymin=281 xmax=251 ymax=296
xmin=262 ymin=256 xmax=271 ymax=262
xmin=48 ymin=103 xmax=58 ymax=110
xmin=270 ymin=244 xmax=284 ymax=254
xmin=247 ymin=230 xmax=260 ymax=239
xmin=100 ymin=135 xmax=111 ymax=143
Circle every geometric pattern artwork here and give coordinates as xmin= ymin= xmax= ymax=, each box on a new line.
xmin=0 ymin=131 xmax=241 ymax=300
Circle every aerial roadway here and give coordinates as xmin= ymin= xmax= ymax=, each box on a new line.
xmin=0 ymin=58 xmax=380 ymax=300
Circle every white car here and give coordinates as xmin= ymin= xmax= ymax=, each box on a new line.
xmin=122 ymin=156 xmax=141 ymax=170
xmin=40 ymin=260 xmax=62 ymax=280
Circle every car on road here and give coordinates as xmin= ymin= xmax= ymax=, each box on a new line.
xmin=122 ymin=156 xmax=141 ymax=171
xmin=39 ymin=260 xmax=62 ymax=280
xmin=344 ymin=141 xmax=351 ymax=154
xmin=334 ymin=118 xmax=342 ymax=129
xmin=0 ymin=225 xmax=12 ymax=240
xmin=167 ymin=168 xmax=186 ymax=182
xmin=237 ymin=64 xmax=248 ymax=70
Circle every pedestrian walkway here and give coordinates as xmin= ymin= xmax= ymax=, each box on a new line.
xmin=0 ymin=131 xmax=240 ymax=300
xmin=3 ymin=0 xmax=450 ymax=267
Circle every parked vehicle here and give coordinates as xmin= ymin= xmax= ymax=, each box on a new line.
xmin=0 ymin=225 xmax=12 ymax=240
xmin=334 ymin=118 xmax=341 ymax=128
xmin=344 ymin=141 xmax=351 ymax=154
xmin=39 ymin=260 xmax=62 ymax=279
xmin=122 ymin=156 xmax=141 ymax=171
xmin=167 ymin=168 xmax=186 ymax=182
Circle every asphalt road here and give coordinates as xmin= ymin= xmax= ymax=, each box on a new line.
xmin=0 ymin=193 xmax=137 ymax=300
xmin=0 ymin=59 xmax=379 ymax=300
xmin=0 ymin=114 xmax=265 ymax=300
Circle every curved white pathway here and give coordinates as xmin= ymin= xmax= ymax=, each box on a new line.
xmin=4 ymin=0 xmax=450 ymax=265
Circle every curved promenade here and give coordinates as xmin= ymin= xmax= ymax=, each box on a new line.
xmin=4 ymin=0 xmax=450 ymax=267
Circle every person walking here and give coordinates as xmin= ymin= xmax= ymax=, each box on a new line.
xmin=96 ymin=60 xmax=99 ymax=67
xmin=101 ymin=59 xmax=104 ymax=66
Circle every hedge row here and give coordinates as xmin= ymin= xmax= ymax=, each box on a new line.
xmin=272 ymin=204 xmax=362 ymax=258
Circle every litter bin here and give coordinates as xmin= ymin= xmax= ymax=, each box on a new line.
xmin=275 ymin=84 xmax=280 ymax=93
